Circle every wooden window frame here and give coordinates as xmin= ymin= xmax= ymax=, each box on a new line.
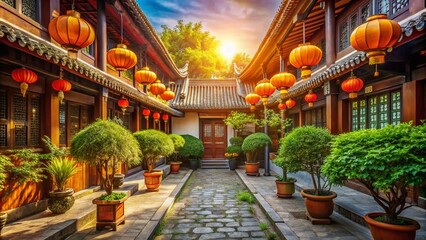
xmin=303 ymin=107 xmax=326 ymax=128
xmin=59 ymin=101 xmax=93 ymax=147
xmin=374 ymin=0 xmax=409 ymax=19
xmin=1 ymin=0 xmax=41 ymax=23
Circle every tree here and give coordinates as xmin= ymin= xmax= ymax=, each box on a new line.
xmin=229 ymin=52 xmax=252 ymax=76
xmin=160 ymin=20 xmax=228 ymax=78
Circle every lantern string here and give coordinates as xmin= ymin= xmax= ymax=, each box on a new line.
xmin=302 ymin=21 xmax=306 ymax=44
xmin=72 ymin=0 xmax=75 ymax=10
xmin=59 ymin=68 xmax=63 ymax=79
xmin=120 ymin=11 xmax=123 ymax=44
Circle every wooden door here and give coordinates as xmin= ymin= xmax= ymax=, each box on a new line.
xmin=201 ymin=119 xmax=227 ymax=159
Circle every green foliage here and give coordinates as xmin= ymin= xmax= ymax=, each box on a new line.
xmin=9 ymin=149 xmax=46 ymax=185
xmin=267 ymin=232 xmax=277 ymax=240
xmin=99 ymin=192 xmax=126 ymax=201
xmin=41 ymin=136 xmax=68 ymax=160
xmin=225 ymin=145 xmax=242 ymax=160
xmin=160 ymin=20 xmax=228 ymax=78
xmin=237 ymin=190 xmax=255 ymax=204
xmin=257 ymin=110 xmax=293 ymax=134
xmin=259 ymin=222 xmax=268 ymax=231
xmin=169 ymin=134 xmax=185 ymax=151
xmin=274 ymin=135 xmax=303 ymax=182
xmin=230 ymin=136 xmax=243 ymax=146
xmin=178 ymin=134 xmax=204 ymax=159
xmin=280 ymin=126 xmax=332 ymax=195
xmin=275 ymin=175 xmax=296 ymax=183
xmin=71 ymin=119 xmax=141 ymax=195
xmin=224 ymin=111 xmax=257 ymax=136
xmin=323 ymin=123 xmax=426 ymax=224
xmin=230 ymin=52 xmax=252 ymax=74
xmin=242 ymin=133 xmax=272 ymax=163
xmin=45 ymin=157 xmax=78 ymax=192
xmin=133 ymin=130 xmax=174 ymax=172
xmin=0 ymin=155 xmax=12 ymax=190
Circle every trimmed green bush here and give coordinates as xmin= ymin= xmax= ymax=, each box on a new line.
xmin=71 ymin=119 xmax=141 ymax=196
xmin=169 ymin=134 xmax=185 ymax=162
xmin=242 ymin=133 xmax=271 ymax=163
xmin=179 ymin=134 xmax=204 ymax=159
xmin=134 ymin=130 xmax=174 ymax=172
xmin=230 ymin=137 xmax=243 ymax=146
xmin=273 ymin=136 xmax=301 ymax=182
xmin=323 ymin=123 xmax=426 ymax=224
xmin=224 ymin=111 xmax=257 ymax=136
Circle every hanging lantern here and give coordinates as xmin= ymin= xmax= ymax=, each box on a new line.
xmin=153 ymin=112 xmax=160 ymax=122
xmin=304 ymin=91 xmax=317 ymax=108
xmin=150 ymin=80 xmax=166 ymax=96
xmin=135 ymin=67 xmax=157 ymax=85
xmin=48 ymin=10 xmax=95 ymax=58
xmin=341 ymin=75 xmax=364 ymax=99
xmin=245 ymin=93 xmax=261 ymax=111
xmin=107 ymin=44 xmax=137 ymax=75
xmin=160 ymin=88 xmax=175 ymax=101
xmin=350 ymin=14 xmax=401 ymax=77
xmin=118 ymin=97 xmax=129 ymax=114
xmin=162 ymin=114 xmax=169 ymax=122
xmin=11 ymin=67 xmax=38 ymax=97
xmin=289 ymin=43 xmax=322 ymax=79
xmin=255 ymin=79 xmax=276 ymax=105
xmin=142 ymin=109 xmax=151 ymax=120
xmin=278 ymin=102 xmax=286 ymax=111
xmin=285 ymin=99 xmax=296 ymax=109
xmin=51 ymin=70 xmax=72 ymax=104
xmin=270 ymin=72 xmax=296 ymax=97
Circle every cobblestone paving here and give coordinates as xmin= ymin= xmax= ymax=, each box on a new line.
xmin=155 ymin=169 xmax=269 ymax=240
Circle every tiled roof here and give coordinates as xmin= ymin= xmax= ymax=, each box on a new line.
xmin=170 ymin=79 xmax=254 ymax=110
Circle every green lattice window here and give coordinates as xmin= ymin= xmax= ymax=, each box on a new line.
xmin=304 ymin=107 xmax=326 ymax=128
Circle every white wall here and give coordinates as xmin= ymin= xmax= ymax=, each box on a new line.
xmin=172 ymin=112 xmax=199 ymax=138
xmin=226 ymin=125 xmax=234 ymax=146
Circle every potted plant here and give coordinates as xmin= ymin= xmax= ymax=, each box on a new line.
xmin=179 ymin=135 xmax=204 ymax=170
xmin=168 ymin=134 xmax=185 ymax=173
xmin=282 ymin=126 xmax=334 ymax=223
xmin=71 ymin=119 xmax=141 ymax=231
xmin=241 ymin=132 xmax=272 ymax=176
xmin=225 ymin=145 xmax=241 ymax=170
xmin=323 ymin=123 xmax=426 ymax=239
xmin=224 ymin=111 xmax=257 ymax=137
xmin=45 ymin=157 xmax=78 ymax=214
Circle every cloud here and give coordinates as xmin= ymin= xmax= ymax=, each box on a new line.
xmin=136 ymin=0 xmax=280 ymax=56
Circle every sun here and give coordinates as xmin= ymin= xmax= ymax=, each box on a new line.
xmin=219 ymin=41 xmax=237 ymax=62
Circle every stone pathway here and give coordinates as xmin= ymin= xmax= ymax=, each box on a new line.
xmin=155 ymin=169 xmax=271 ymax=240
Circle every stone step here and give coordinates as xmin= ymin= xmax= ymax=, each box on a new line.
xmin=201 ymin=160 xmax=229 ymax=169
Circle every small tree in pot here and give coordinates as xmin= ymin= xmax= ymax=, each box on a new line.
xmin=225 ymin=145 xmax=241 ymax=170
xmin=134 ymin=130 xmax=174 ymax=191
xmin=323 ymin=123 xmax=426 ymax=239
xmin=242 ymin=133 xmax=272 ymax=176
xmin=169 ymin=134 xmax=185 ymax=173
xmin=224 ymin=111 xmax=256 ymax=137
xmin=179 ymin=135 xmax=204 ymax=170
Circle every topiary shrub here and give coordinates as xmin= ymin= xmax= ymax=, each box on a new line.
xmin=242 ymin=133 xmax=272 ymax=163
xmin=230 ymin=137 xmax=243 ymax=146
xmin=224 ymin=111 xmax=257 ymax=136
xmin=179 ymin=134 xmax=204 ymax=159
xmin=169 ymin=134 xmax=185 ymax=162
xmin=273 ymin=136 xmax=302 ymax=182
xmin=71 ymin=119 xmax=141 ymax=196
xmin=134 ymin=130 xmax=174 ymax=172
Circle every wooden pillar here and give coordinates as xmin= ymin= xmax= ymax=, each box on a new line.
xmin=134 ymin=105 xmax=140 ymax=132
xmin=45 ymin=79 xmax=60 ymax=146
xmin=325 ymin=0 xmax=336 ymax=67
xmin=402 ymin=80 xmax=422 ymax=125
xmin=41 ymin=0 xmax=59 ymax=28
xmin=325 ymin=81 xmax=339 ymax=134
xmin=95 ymin=87 xmax=108 ymax=120
xmin=338 ymin=98 xmax=349 ymax=133
xmin=96 ymin=0 xmax=107 ymax=71
xmin=278 ymin=47 xmax=286 ymax=72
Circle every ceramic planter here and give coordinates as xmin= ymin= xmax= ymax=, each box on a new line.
xmin=113 ymin=173 xmax=125 ymax=188
xmin=170 ymin=161 xmax=182 ymax=173
xmin=0 ymin=212 xmax=7 ymax=236
xmin=300 ymin=189 xmax=337 ymax=223
xmin=48 ymin=188 xmax=75 ymax=214
xmin=364 ymin=212 xmax=420 ymax=240
xmin=275 ymin=180 xmax=296 ymax=198
xmin=143 ymin=170 xmax=163 ymax=191
xmin=245 ymin=162 xmax=260 ymax=176
xmin=92 ymin=196 xmax=128 ymax=231
xmin=189 ymin=158 xmax=198 ymax=170
xmin=228 ymin=159 xmax=237 ymax=170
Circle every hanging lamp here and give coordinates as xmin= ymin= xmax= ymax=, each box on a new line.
xmin=341 ymin=71 xmax=364 ymax=99
xmin=255 ymin=79 xmax=276 ymax=105
xmin=304 ymin=91 xmax=317 ymax=108
xmin=285 ymin=98 xmax=296 ymax=109
xmin=270 ymin=72 xmax=296 ymax=98
xmin=278 ymin=102 xmax=286 ymax=111
xmin=150 ymin=80 xmax=166 ymax=96
xmin=11 ymin=67 xmax=38 ymax=97
xmin=160 ymin=87 xmax=175 ymax=101
xmin=118 ymin=96 xmax=129 ymax=114
xmin=245 ymin=93 xmax=261 ymax=111
xmin=51 ymin=69 xmax=72 ymax=104
xmin=153 ymin=112 xmax=160 ymax=122
xmin=162 ymin=114 xmax=169 ymax=122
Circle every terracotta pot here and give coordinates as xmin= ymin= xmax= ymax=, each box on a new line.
xmin=0 ymin=212 xmax=7 ymax=235
xmin=143 ymin=170 xmax=163 ymax=191
xmin=93 ymin=196 xmax=127 ymax=231
xmin=170 ymin=161 xmax=182 ymax=173
xmin=48 ymin=188 xmax=75 ymax=214
xmin=245 ymin=162 xmax=260 ymax=176
xmin=300 ymin=189 xmax=337 ymax=219
xmin=364 ymin=212 xmax=420 ymax=240
xmin=275 ymin=180 xmax=296 ymax=198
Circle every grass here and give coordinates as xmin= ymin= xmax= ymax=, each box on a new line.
xmin=249 ymin=205 xmax=254 ymax=214
xmin=236 ymin=190 xmax=255 ymax=204
xmin=259 ymin=222 xmax=268 ymax=231
xmin=267 ymin=232 xmax=277 ymax=240
xmin=153 ymin=218 xmax=166 ymax=237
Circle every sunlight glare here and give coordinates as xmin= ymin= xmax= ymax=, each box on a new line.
xmin=219 ymin=41 xmax=237 ymax=62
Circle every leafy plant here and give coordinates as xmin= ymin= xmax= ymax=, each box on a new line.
xmin=224 ymin=111 xmax=257 ymax=136
xmin=323 ymin=123 xmax=426 ymax=224
xmin=71 ymin=119 xmax=141 ymax=195
xmin=178 ymin=134 xmax=204 ymax=159
xmin=45 ymin=157 xmax=78 ymax=192
xmin=41 ymin=136 xmax=68 ymax=160
xmin=0 ymin=155 xmax=12 ymax=190
xmin=99 ymin=192 xmax=126 ymax=201
xmin=230 ymin=136 xmax=243 ymax=146
xmin=8 ymin=149 xmax=46 ymax=185
xmin=225 ymin=145 xmax=242 ymax=160
xmin=259 ymin=222 xmax=268 ymax=231
xmin=169 ymin=134 xmax=185 ymax=162
xmin=242 ymin=133 xmax=272 ymax=163
xmin=133 ymin=130 xmax=174 ymax=172
xmin=280 ymin=126 xmax=332 ymax=195
xmin=237 ymin=190 xmax=255 ymax=204
xmin=273 ymin=137 xmax=302 ymax=182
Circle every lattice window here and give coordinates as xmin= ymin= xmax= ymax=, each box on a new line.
xmin=204 ymin=124 xmax=212 ymax=137
xmin=0 ymin=125 xmax=6 ymax=147
xmin=123 ymin=113 xmax=131 ymax=130
xmin=215 ymin=125 xmax=224 ymax=138
xmin=359 ymin=100 xmax=366 ymax=129
xmin=0 ymin=90 xmax=7 ymax=120
xmin=69 ymin=105 xmax=80 ymax=140
xmin=361 ymin=3 xmax=370 ymax=23
xmin=13 ymin=93 xmax=27 ymax=121
xmin=15 ymin=124 xmax=27 ymax=146
xmin=59 ymin=103 xmax=66 ymax=146
xmin=379 ymin=94 xmax=388 ymax=128
xmin=30 ymin=96 xmax=40 ymax=146
xmin=369 ymin=97 xmax=378 ymax=129
xmin=391 ymin=0 xmax=408 ymax=15
xmin=1 ymin=0 xmax=15 ymax=8
xmin=391 ymin=91 xmax=401 ymax=125
xmin=377 ymin=0 xmax=390 ymax=14
xmin=339 ymin=21 xmax=349 ymax=51
xmin=352 ymin=101 xmax=359 ymax=130
xmin=80 ymin=106 xmax=89 ymax=129
xmin=22 ymin=0 xmax=38 ymax=22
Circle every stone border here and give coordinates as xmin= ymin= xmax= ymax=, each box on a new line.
xmin=135 ymin=169 xmax=193 ymax=240
xmin=235 ymin=170 xmax=299 ymax=240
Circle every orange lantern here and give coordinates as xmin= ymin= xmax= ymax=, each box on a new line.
xmin=285 ymin=99 xmax=296 ymax=109
xmin=150 ymin=80 xmax=166 ymax=96
xmin=289 ymin=43 xmax=322 ymax=79
xmin=341 ymin=76 xmax=364 ymax=99
xmin=107 ymin=44 xmax=137 ymax=75
xmin=304 ymin=91 xmax=317 ymax=108
xmin=118 ymin=97 xmax=129 ymax=114
xmin=270 ymin=72 xmax=296 ymax=97
xmin=245 ymin=93 xmax=261 ymax=111
xmin=255 ymin=79 xmax=276 ymax=105
xmin=11 ymin=67 xmax=38 ymax=97
xmin=51 ymin=73 xmax=72 ymax=104
xmin=135 ymin=67 xmax=157 ymax=85
xmin=48 ymin=10 xmax=95 ymax=58
xmin=350 ymin=14 xmax=401 ymax=77
xmin=162 ymin=114 xmax=169 ymax=122
xmin=160 ymin=87 xmax=175 ymax=101
xmin=278 ymin=103 xmax=286 ymax=111
xmin=142 ymin=109 xmax=151 ymax=118
xmin=153 ymin=112 xmax=160 ymax=122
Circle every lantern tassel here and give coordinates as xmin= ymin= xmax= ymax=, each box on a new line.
xmin=279 ymin=89 xmax=288 ymax=99
xmin=58 ymin=91 xmax=64 ymax=104
xmin=301 ymin=66 xmax=311 ymax=79
xmin=250 ymin=105 xmax=256 ymax=112
xmin=121 ymin=107 xmax=126 ymax=115
xmin=20 ymin=82 xmax=28 ymax=97
xmin=374 ymin=64 xmax=379 ymax=77
xmin=309 ymin=103 xmax=313 ymax=108
xmin=67 ymin=50 xmax=78 ymax=59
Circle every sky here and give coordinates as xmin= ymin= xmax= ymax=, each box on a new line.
xmin=135 ymin=0 xmax=281 ymax=57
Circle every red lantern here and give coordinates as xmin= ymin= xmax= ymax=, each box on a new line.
xmin=52 ymin=76 xmax=72 ymax=104
xmin=245 ymin=93 xmax=261 ymax=111
xmin=48 ymin=10 xmax=95 ymax=58
xmin=107 ymin=44 xmax=137 ymax=75
xmin=341 ymin=76 xmax=364 ymax=99
xmin=118 ymin=97 xmax=129 ymax=114
xmin=11 ymin=67 xmax=38 ymax=97
xmin=162 ymin=114 xmax=169 ymax=122
xmin=160 ymin=88 xmax=175 ymax=101
xmin=289 ymin=43 xmax=322 ymax=79
xmin=150 ymin=80 xmax=166 ymax=96
xmin=153 ymin=112 xmax=160 ymax=122
xmin=142 ymin=109 xmax=151 ymax=118
xmin=255 ymin=79 xmax=276 ymax=105
xmin=135 ymin=67 xmax=157 ymax=85
xmin=270 ymin=72 xmax=296 ymax=97
xmin=278 ymin=103 xmax=286 ymax=111
xmin=285 ymin=99 xmax=296 ymax=109
xmin=304 ymin=91 xmax=317 ymax=108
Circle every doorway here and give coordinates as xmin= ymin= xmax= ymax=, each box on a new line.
xmin=200 ymin=119 xmax=227 ymax=159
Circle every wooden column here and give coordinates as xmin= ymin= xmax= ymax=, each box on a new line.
xmin=338 ymin=98 xmax=349 ymax=133
xmin=402 ymin=80 xmax=422 ymax=125
xmin=95 ymin=87 xmax=108 ymax=120
xmin=134 ymin=105 xmax=140 ymax=132
xmin=325 ymin=81 xmax=339 ymax=134
xmin=325 ymin=0 xmax=336 ymax=67
xmin=278 ymin=47 xmax=286 ymax=72
xmin=44 ymin=79 xmax=60 ymax=146
xmin=96 ymin=0 xmax=107 ymax=71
